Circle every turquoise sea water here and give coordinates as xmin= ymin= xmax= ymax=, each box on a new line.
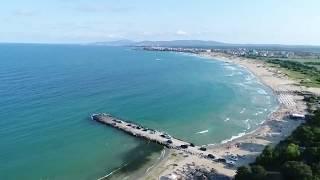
xmin=0 ymin=44 xmax=277 ymax=180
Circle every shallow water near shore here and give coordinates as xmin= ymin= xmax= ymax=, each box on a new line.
xmin=0 ymin=44 xmax=277 ymax=179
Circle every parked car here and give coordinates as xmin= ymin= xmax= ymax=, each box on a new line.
xmin=229 ymin=155 xmax=238 ymax=161
xmin=226 ymin=160 xmax=236 ymax=167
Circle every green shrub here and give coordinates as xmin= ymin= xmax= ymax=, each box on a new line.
xmin=281 ymin=161 xmax=313 ymax=180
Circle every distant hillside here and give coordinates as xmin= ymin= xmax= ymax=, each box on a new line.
xmin=92 ymin=40 xmax=136 ymax=46
xmin=90 ymin=40 xmax=227 ymax=47
xmin=134 ymin=40 xmax=227 ymax=47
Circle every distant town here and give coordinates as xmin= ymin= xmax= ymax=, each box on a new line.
xmin=143 ymin=46 xmax=320 ymax=59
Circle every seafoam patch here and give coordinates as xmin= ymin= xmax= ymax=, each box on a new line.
xmin=240 ymin=108 xmax=246 ymax=114
xmin=196 ymin=130 xmax=209 ymax=134
xmin=224 ymin=65 xmax=237 ymax=71
xmin=226 ymin=72 xmax=235 ymax=77
xmin=257 ymin=88 xmax=268 ymax=95
xmin=244 ymin=119 xmax=251 ymax=130
xmin=254 ymin=111 xmax=264 ymax=116
xmin=221 ymin=132 xmax=246 ymax=144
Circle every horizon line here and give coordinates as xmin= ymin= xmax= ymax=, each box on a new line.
xmin=1 ymin=40 xmax=320 ymax=47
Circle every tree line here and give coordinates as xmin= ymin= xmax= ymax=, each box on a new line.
xmin=235 ymin=97 xmax=320 ymax=180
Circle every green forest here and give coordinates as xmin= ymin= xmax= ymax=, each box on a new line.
xmin=235 ymin=96 xmax=320 ymax=180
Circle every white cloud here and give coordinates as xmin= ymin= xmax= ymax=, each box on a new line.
xmin=176 ymin=30 xmax=188 ymax=36
xmin=75 ymin=5 xmax=131 ymax=13
xmin=106 ymin=34 xmax=124 ymax=39
xmin=13 ymin=9 xmax=36 ymax=17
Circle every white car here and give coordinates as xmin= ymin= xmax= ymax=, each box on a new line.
xmin=226 ymin=160 xmax=236 ymax=166
xmin=229 ymin=155 xmax=238 ymax=161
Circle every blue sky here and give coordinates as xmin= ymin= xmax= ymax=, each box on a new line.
xmin=1 ymin=0 xmax=320 ymax=45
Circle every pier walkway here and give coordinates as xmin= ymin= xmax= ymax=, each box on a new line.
xmin=91 ymin=113 xmax=220 ymax=160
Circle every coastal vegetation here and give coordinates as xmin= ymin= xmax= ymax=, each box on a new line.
xmin=235 ymin=96 xmax=320 ymax=180
xmin=304 ymin=62 xmax=320 ymax=65
xmin=304 ymin=62 xmax=320 ymax=70
xmin=265 ymin=59 xmax=320 ymax=87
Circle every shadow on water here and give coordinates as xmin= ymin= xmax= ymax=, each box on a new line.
xmin=106 ymin=140 xmax=163 ymax=179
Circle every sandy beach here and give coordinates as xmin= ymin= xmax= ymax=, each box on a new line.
xmin=141 ymin=52 xmax=320 ymax=180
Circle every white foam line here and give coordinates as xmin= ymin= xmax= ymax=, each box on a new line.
xmin=219 ymin=103 xmax=281 ymax=145
xmin=221 ymin=132 xmax=246 ymax=144
xmin=97 ymin=163 xmax=129 ymax=180
xmin=196 ymin=130 xmax=209 ymax=134
xmin=147 ymin=149 xmax=166 ymax=175
xmin=226 ymin=73 xmax=235 ymax=77
xmin=257 ymin=89 xmax=268 ymax=95
xmin=146 ymin=164 xmax=155 ymax=175
xmin=206 ymin=143 xmax=216 ymax=146
xmin=243 ymin=119 xmax=251 ymax=130
xmin=188 ymin=53 xmax=281 ymax=148
xmin=158 ymin=149 xmax=166 ymax=160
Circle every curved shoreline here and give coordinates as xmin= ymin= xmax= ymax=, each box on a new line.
xmin=173 ymin=52 xmax=281 ymax=147
xmin=100 ymin=51 xmax=309 ymax=180
xmin=101 ymin=51 xmax=278 ymax=180
xmin=141 ymin=52 xmax=308 ymax=179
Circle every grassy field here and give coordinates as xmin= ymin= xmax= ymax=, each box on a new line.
xmin=257 ymin=57 xmax=320 ymax=70
xmin=271 ymin=57 xmax=320 ymax=62
xmin=304 ymin=62 xmax=320 ymax=70
xmin=279 ymin=67 xmax=320 ymax=88
xmin=279 ymin=58 xmax=320 ymax=70
xmin=256 ymin=58 xmax=320 ymax=88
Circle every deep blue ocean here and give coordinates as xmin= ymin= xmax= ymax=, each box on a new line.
xmin=0 ymin=44 xmax=277 ymax=179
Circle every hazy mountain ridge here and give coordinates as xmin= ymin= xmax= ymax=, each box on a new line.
xmin=134 ymin=40 xmax=227 ymax=47
xmin=90 ymin=40 xmax=320 ymax=52
xmin=92 ymin=40 xmax=136 ymax=46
